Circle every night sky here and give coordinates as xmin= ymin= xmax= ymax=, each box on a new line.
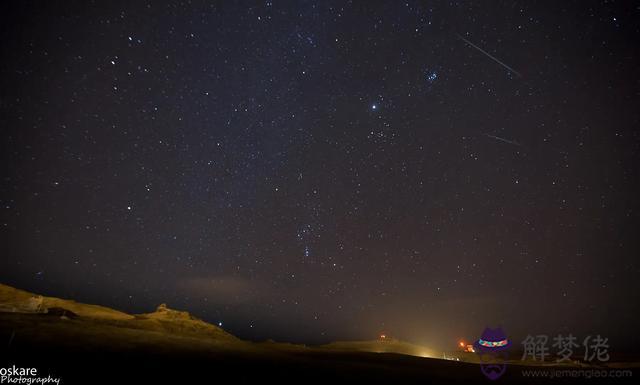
xmin=1 ymin=1 xmax=639 ymax=350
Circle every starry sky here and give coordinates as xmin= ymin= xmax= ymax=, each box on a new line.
xmin=1 ymin=1 xmax=639 ymax=350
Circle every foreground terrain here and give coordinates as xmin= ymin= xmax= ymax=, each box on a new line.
xmin=0 ymin=283 xmax=635 ymax=384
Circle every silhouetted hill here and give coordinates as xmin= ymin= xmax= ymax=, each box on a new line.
xmin=1 ymin=283 xmax=636 ymax=385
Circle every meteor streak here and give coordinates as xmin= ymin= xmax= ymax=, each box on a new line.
xmin=457 ymin=34 xmax=522 ymax=78
xmin=484 ymin=133 xmax=521 ymax=146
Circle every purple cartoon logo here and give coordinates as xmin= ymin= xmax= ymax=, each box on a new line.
xmin=474 ymin=327 xmax=511 ymax=380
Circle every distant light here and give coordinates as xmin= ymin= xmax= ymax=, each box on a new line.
xmin=371 ymin=104 xmax=377 ymax=110
xmin=459 ymin=341 xmax=465 ymax=347
xmin=218 ymin=322 xmax=223 ymax=327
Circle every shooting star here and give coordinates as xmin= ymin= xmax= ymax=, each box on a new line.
xmin=484 ymin=133 xmax=521 ymax=146
xmin=457 ymin=34 xmax=522 ymax=78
